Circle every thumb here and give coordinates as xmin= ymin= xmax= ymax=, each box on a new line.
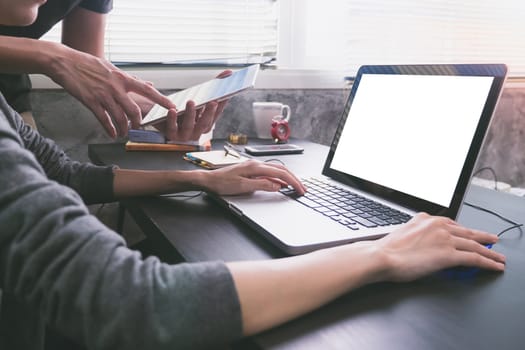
xmin=216 ymin=70 xmax=233 ymax=79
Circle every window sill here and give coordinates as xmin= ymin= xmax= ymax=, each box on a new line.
xmin=30 ymin=67 xmax=349 ymax=90
xmin=30 ymin=67 xmax=525 ymax=90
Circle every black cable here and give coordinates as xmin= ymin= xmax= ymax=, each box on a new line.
xmin=472 ymin=166 xmax=498 ymax=190
xmin=497 ymin=223 xmax=524 ymax=237
xmin=464 ymin=202 xmax=519 ymax=226
xmin=464 ymin=201 xmax=523 ymax=237
xmin=467 ymin=166 xmax=523 ymax=236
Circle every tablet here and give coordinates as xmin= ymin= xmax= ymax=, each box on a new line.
xmin=140 ymin=64 xmax=260 ymax=126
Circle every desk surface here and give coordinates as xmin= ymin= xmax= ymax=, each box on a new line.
xmin=89 ymin=141 xmax=525 ymax=350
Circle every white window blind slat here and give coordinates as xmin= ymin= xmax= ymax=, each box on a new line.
xmin=291 ymin=0 xmax=525 ymax=76
xmin=107 ymin=0 xmax=277 ymax=63
xmin=40 ymin=1 xmax=525 ymax=76
xmin=339 ymin=0 xmax=525 ymax=76
xmin=41 ymin=0 xmax=278 ymax=64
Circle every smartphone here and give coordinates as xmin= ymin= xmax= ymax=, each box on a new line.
xmin=244 ymin=144 xmax=304 ymax=156
xmin=141 ymin=64 xmax=260 ymax=126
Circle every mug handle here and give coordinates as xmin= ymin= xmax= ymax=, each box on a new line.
xmin=281 ymin=105 xmax=291 ymax=122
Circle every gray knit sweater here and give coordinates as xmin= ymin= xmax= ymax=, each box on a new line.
xmin=0 ymin=94 xmax=242 ymax=349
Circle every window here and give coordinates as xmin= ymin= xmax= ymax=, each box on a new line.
xmin=43 ymin=0 xmax=278 ymax=65
xmin=37 ymin=0 xmax=524 ymax=89
xmin=281 ymin=0 xmax=525 ymax=77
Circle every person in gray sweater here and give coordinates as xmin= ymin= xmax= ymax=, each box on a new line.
xmin=0 ymin=1 xmax=506 ymax=350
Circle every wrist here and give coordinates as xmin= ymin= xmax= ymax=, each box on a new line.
xmin=365 ymin=240 xmax=403 ymax=283
xmin=177 ymin=170 xmax=210 ymax=192
xmin=41 ymin=42 xmax=76 ymax=81
xmin=344 ymin=240 xmax=391 ymax=285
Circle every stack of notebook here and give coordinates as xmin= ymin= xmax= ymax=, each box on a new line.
xmin=126 ymin=129 xmax=212 ymax=151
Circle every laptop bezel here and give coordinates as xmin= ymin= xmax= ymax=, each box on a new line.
xmin=322 ymin=64 xmax=507 ymax=218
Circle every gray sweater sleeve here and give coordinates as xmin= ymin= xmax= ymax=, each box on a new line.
xmin=8 ymin=102 xmax=116 ymax=204
xmin=0 ymin=99 xmax=243 ymax=349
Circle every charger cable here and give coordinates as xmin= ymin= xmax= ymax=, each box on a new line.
xmin=467 ymin=166 xmax=523 ymax=237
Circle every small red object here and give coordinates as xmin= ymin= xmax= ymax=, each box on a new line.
xmin=271 ymin=119 xmax=291 ymax=143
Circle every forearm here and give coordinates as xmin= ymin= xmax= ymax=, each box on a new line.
xmin=228 ymin=242 xmax=388 ymax=336
xmin=114 ymin=161 xmax=306 ymax=198
xmin=5 ymin=106 xmax=115 ymax=203
xmin=0 ymin=34 xmax=99 ymax=93
xmin=1 ymin=172 xmax=241 ymax=348
xmin=0 ymin=35 xmax=65 ymax=75
xmin=113 ymin=168 xmax=209 ymax=198
xmin=0 ymin=115 xmax=242 ymax=347
xmin=62 ymin=7 xmax=106 ymax=58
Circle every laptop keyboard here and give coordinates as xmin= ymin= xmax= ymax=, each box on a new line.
xmin=280 ymin=177 xmax=412 ymax=230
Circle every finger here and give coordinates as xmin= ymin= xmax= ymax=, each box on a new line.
xmin=178 ymin=101 xmax=197 ymax=141
xmin=103 ymin=97 xmax=128 ymax=137
xmin=164 ymin=108 xmax=179 ymax=141
xmin=91 ymin=105 xmax=117 ymax=139
xmin=452 ymin=236 xmax=506 ymax=263
xmin=241 ymin=161 xmax=305 ymax=194
xmin=257 ymin=162 xmax=307 ymax=193
xmin=256 ymin=176 xmax=288 ymax=188
xmin=410 ymin=212 xmax=431 ymax=222
xmin=448 ymin=224 xmax=498 ymax=244
xmin=452 ymin=250 xmax=505 ymax=271
xmin=242 ymin=177 xmax=283 ymax=193
xmin=194 ymin=101 xmax=217 ymax=138
xmin=216 ymin=70 xmax=232 ymax=79
xmin=208 ymin=99 xmax=229 ymax=131
xmin=126 ymin=76 xmax=175 ymax=110
xmin=115 ymin=91 xmax=142 ymax=129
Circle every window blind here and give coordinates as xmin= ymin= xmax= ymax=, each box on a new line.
xmin=42 ymin=0 xmax=278 ymax=65
xmin=296 ymin=0 xmax=525 ymax=76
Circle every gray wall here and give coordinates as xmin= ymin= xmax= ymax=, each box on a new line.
xmin=31 ymin=86 xmax=525 ymax=187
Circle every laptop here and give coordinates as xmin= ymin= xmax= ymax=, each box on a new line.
xmin=211 ymin=64 xmax=507 ymax=254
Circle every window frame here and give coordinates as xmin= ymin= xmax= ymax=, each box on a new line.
xmin=32 ymin=0 xmax=525 ymax=90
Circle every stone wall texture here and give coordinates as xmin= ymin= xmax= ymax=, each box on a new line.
xmin=31 ymin=86 xmax=525 ymax=187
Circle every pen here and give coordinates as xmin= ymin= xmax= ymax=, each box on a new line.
xmin=226 ymin=141 xmax=246 ymax=152
xmin=224 ymin=144 xmax=241 ymax=158
xmin=184 ymin=155 xmax=214 ymax=169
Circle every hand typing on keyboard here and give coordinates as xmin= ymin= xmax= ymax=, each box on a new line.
xmin=205 ymin=160 xmax=306 ymax=195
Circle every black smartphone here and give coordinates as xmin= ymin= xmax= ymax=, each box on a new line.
xmin=244 ymin=144 xmax=304 ymax=156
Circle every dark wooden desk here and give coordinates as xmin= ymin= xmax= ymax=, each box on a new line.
xmin=89 ymin=141 xmax=525 ymax=350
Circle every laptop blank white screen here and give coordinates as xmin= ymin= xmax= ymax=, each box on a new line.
xmin=331 ymin=74 xmax=494 ymax=207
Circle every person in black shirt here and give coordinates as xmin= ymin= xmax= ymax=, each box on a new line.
xmin=0 ymin=0 xmax=225 ymax=141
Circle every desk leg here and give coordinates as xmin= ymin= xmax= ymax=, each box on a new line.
xmin=122 ymin=199 xmax=185 ymax=264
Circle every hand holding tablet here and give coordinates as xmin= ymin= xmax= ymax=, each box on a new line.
xmin=141 ymin=64 xmax=260 ymax=127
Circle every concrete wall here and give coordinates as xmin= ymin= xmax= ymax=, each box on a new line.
xmin=31 ymin=86 xmax=525 ymax=187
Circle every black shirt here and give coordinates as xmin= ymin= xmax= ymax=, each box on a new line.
xmin=0 ymin=0 xmax=113 ymax=112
